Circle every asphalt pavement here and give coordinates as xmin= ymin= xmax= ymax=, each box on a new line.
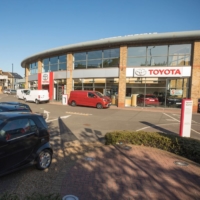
xmin=0 ymin=94 xmax=200 ymax=199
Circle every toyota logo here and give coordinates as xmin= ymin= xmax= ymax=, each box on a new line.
xmin=43 ymin=74 xmax=48 ymax=81
xmin=135 ymin=69 xmax=146 ymax=76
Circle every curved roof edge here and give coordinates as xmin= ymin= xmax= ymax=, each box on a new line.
xmin=21 ymin=30 xmax=200 ymax=67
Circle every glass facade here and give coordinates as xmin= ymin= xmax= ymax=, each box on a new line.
xmin=29 ymin=62 xmax=38 ymax=75
xmin=26 ymin=41 xmax=192 ymax=109
xmin=73 ymin=78 xmax=118 ymax=98
xmin=42 ymin=55 xmax=67 ymax=72
xmin=126 ymin=77 xmax=189 ymax=108
xmin=54 ymin=79 xmax=66 ymax=101
xmin=127 ymin=44 xmax=191 ymax=67
xmin=74 ymin=48 xmax=120 ymax=69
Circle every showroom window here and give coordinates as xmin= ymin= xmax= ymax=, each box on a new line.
xmin=125 ymin=77 xmax=189 ymax=108
xmin=127 ymin=44 xmax=191 ymax=67
xmin=42 ymin=55 xmax=67 ymax=72
xmin=59 ymin=55 xmax=67 ymax=70
xmin=73 ymin=78 xmax=118 ymax=98
xmin=168 ymin=44 xmax=191 ymax=66
xmin=74 ymin=48 xmax=119 ymax=69
xmin=29 ymin=62 xmax=38 ymax=75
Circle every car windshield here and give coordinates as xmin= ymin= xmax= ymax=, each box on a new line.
xmin=95 ymin=92 xmax=104 ymax=98
xmin=23 ymin=90 xmax=28 ymax=94
xmin=145 ymin=95 xmax=156 ymax=98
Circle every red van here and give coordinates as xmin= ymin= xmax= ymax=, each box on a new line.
xmin=68 ymin=90 xmax=111 ymax=109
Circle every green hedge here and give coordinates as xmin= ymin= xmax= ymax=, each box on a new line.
xmin=105 ymin=131 xmax=200 ymax=164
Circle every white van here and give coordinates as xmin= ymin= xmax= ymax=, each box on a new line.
xmin=24 ymin=90 xmax=49 ymax=104
xmin=17 ymin=89 xmax=30 ymax=100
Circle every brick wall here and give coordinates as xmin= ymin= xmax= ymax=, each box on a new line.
xmin=191 ymin=41 xmax=200 ymax=112
xmin=25 ymin=64 xmax=29 ymax=89
xmin=118 ymin=46 xmax=127 ymax=107
xmin=38 ymin=60 xmax=42 ymax=73
xmin=67 ymin=53 xmax=73 ymax=97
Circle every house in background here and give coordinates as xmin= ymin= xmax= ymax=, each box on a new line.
xmin=0 ymin=71 xmax=23 ymax=92
xmin=0 ymin=70 xmax=8 ymax=93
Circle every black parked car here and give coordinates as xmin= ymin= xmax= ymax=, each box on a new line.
xmin=0 ymin=102 xmax=32 ymax=112
xmin=166 ymin=96 xmax=182 ymax=108
xmin=0 ymin=104 xmax=31 ymax=113
xmin=0 ymin=112 xmax=53 ymax=176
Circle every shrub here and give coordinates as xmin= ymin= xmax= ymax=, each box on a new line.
xmin=105 ymin=131 xmax=200 ymax=164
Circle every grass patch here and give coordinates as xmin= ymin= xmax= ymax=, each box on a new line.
xmin=105 ymin=131 xmax=200 ymax=164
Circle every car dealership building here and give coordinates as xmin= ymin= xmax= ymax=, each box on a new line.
xmin=21 ymin=30 xmax=200 ymax=112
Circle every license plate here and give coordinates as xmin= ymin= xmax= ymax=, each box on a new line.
xmin=176 ymin=102 xmax=181 ymax=104
xmin=149 ymin=100 xmax=155 ymax=101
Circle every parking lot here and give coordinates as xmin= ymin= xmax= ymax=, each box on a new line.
xmin=1 ymin=93 xmax=200 ymax=141
xmin=0 ymin=93 xmax=200 ymax=199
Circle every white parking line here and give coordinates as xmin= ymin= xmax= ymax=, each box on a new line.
xmin=44 ymin=110 xmax=50 ymax=122
xmin=46 ymin=115 xmax=70 ymax=122
xmin=163 ymin=113 xmax=180 ymax=122
xmin=136 ymin=113 xmax=200 ymax=135
xmin=66 ymin=112 xmax=92 ymax=116
xmin=163 ymin=113 xmax=200 ymax=135
xmin=136 ymin=123 xmax=179 ymax=131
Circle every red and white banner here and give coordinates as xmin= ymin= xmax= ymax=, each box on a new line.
xmin=42 ymin=73 xmax=49 ymax=85
xmin=179 ymin=99 xmax=193 ymax=137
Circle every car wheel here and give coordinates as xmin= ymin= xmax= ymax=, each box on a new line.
xmin=36 ymin=149 xmax=52 ymax=170
xmin=35 ymin=99 xmax=39 ymax=104
xmin=71 ymin=101 xmax=76 ymax=106
xmin=96 ymin=103 xmax=103 ymax=109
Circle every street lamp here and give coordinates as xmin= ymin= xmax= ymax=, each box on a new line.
xmin=148 ymin=46 xmax=155 ymax=66
xmin=12 ymin=63 xmax=14 ymax=89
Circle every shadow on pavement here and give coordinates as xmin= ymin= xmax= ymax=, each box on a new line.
xmin=140 ymin=121 xmax=178 ymax=135
xmin=1 ymin=119 xmax=200 ymax=200
xmin=58 ymin=117 xmax=78 ymax=142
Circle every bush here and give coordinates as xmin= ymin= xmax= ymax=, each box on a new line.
xmin=105 ymin=131 xmax=200 ymax=164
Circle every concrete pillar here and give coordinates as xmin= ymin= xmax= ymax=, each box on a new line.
xmin=38 ymin=59 xmax=42 ymax=73
xmin=191 ymin=41 xmax=200 ymax=113
xmin=67 ymin=53 xmax=73 ymax=97
xmin=25 ymin=64 xmax=29 ymax=89
xmin=118 ymin=45 xmax=127 ymax=107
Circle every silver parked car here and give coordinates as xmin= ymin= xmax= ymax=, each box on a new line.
xmin=8 ymin=90 xmax=16 ymax=95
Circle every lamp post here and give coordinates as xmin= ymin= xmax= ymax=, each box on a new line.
xmin=149 ymin=46 xmax=155 ymax=66
xmin=12 ymin=63 xmax=14 ymax=89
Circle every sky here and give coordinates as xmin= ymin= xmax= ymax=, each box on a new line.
xmin=1 ymin=0 xmax=200 ymax=77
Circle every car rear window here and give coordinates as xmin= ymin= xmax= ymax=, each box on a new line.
xmin=38 ymin=116 xmax=48 ymax=129
xmin=145 ymin=95 xmax=156 ymax=98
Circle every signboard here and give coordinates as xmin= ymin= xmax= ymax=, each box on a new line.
xmin=62 ymin=94 xmax=68 ymax=105
xmin=179 ymin=99 xmax=193 ymax=137
xmin=170 ymin=89 xmax=183 ymax=95
xmin=134 ymin=67 xmax=183 ymax=77
xmin=42 ymin=73 xmax=49 ymax=85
